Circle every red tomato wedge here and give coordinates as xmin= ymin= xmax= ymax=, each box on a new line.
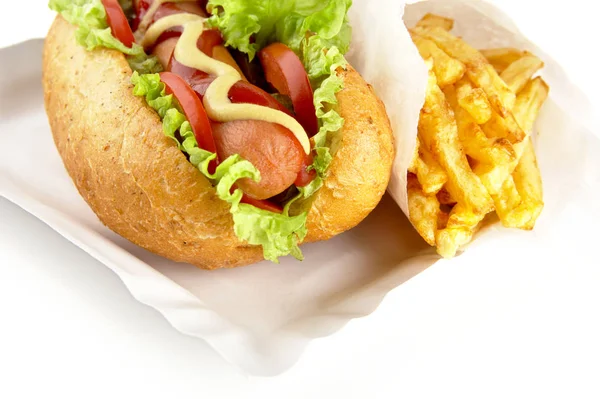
xmin=196 ymin=29 xmax=223 ymax=56
xmin=159 ymin=72 xmax=218 ymax=171
xmin=241 ymin=195 xmax=283 ymax=214
xmin=294 ymin=153 xmax=317 ymax=187
xmin=258 ymin=43 xmax=318 ymax=136
xmin=132 ymin=0 xmax=150 ymax=31
xmin=229 ymin=81 xmax=292 ymax=114
xmin=134 ymin=0 xmax=150 ymax=13
xmin=101 ymin=0 xmax=136 ymax=48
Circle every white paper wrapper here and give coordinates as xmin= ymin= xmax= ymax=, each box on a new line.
xmin=1 ymin=0 xmax=599 ymax=377
xmin=348 ymin=0 xmax=600 ymax=248
xmin=0 ymin=39 xmax=436 ymax=378
xmin=348 ymin=0 xmax=428 ymax=218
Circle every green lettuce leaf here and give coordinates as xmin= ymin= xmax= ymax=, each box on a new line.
xmin=131 ymin=72 xmax=308 ymax=262
xmin=207 ymin=0 xmax=352 ymax=60
xmin=127 ymin=51 xmax=164 ymax=74
xmin=303 ymin=35 xmax=347 ymax=193
xmin=48 ymin=0 xmax=162 ymax=74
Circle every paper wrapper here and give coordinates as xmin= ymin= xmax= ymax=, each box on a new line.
xmin=348 ymin=0 xmax=600 ymax=247
xmin=1 ymin=0 xmax=599 ymax=377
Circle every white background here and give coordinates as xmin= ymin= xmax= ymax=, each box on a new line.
xmin=1 ymin=1 xmax=600 ymax=398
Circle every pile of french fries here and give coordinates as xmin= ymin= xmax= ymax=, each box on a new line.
xmin=407 ymin=14 xmax=549 ymax=258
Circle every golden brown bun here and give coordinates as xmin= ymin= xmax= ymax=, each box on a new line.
xmin=42 ymin=16 xmax=395 ymax=269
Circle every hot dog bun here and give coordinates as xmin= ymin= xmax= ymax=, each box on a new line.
xmin=42 ymin=16 xmax=395 ymax=269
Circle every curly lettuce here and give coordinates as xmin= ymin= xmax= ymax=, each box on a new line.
xmin=207 ymin=0 xmax=352 ymax=60
xmin=300 ymin=35 xmax=348 ymax=196
xmin=131 ymin=72 xmax=308 ymax=262
xmin=48 ymin=0 xmax=161 ymax=74
xmin=207 ymin=0 xmax=351 ymax=198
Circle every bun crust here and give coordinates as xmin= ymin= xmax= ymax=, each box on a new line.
xmin=42 ymin=16 xmax=395 ymax=269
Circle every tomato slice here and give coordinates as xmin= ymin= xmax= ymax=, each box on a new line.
xmin=159 ymin=72 xmax=218 ymax=171
xmin=196 ymin=29 xmax=223 ymax=56
xmin=258 ymin=43 xmax=318 ymax=136
xmin=294 ymin=153 xmax=317 ymax=187
xmin=132 ymin=0 xmax=150 ymax=31
xmin=229 ymin=81 xmax=292 ymax=114
xmin=134 ymin=0 xmax=149 ymax=13
xmin=101 ymin=0 xmax=136 ymax=48
xmin=134 ymin=0 xmax=150 ymax=14
xmin=241 ymin=195 xmax=283 ymax=214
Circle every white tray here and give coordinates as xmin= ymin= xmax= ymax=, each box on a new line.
xmin=0 ymin=38 xmax=439 ymax=376
xmin=2 ymin=0 xmax=599 ymax=377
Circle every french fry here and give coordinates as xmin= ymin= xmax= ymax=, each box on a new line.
xmin=412 ymin=26 xmax=516 ymax=113
xmin=444 ymin=85 xmax=515 ymax=166
xmin=406 ymin=14 xmax=548 ymax=257
xmin=473 ymin=157 xmax=533 ymax=229
xmin=435 ymin=203 xmax=485 ymax=258
xmin=436 ymin=226 xmax=472 ymax=258
xmin=512 ymin=77 xmax=550 ymax=159
xmin=481 ymin=109 xmax=526 ymax=143
xmin=416 ymin=13 xmax=454 ymax=31
xmin=501 ymin=54 xmax=544 ymax=94
xmin=449 ymin=124 xmax=522 ymax=227
xmin=455 ymin=78 xmax=493 ymax=124
xmin=479 ymin=77 xmax=548 ymax=190
xmin=418 ymin=67 xmax=494 ymax=215
xmin=493 ymin=175 xmax=523 ymax=226
xmin=505 ymin=138 xmax=544 ymax=229
xmin=413 ymin=25 xmax=526 ymax=146
xmin=495 ymin=78 xmax=547 ymax=229
xmin=410 ymin=143 xmax=449 ymax=194
xmin=448 ymin=87 xmax=521 ymax=229
xmin=480 ymin=48 xmax=526 ymax=73
xmin=411 ymin=34 xmax=466 ymax=87
xmin=407 ymin=174 xmax=440 ymax=246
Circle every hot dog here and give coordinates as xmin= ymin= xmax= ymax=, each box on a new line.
xmin=43 ymin=0 xmax=395 ymax=269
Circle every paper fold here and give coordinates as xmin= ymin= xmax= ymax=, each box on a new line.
xmin=348 ymin=0 xmax=599 ymax=254
xmin=0 ymin=0 xmax=598 ymax=377
xmin=347 ymin=0 xmax=428 ymax=217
